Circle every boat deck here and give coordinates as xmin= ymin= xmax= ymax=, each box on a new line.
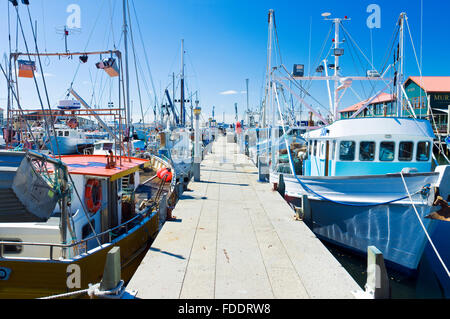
xmin=126 ymin=135 xmax=363 ymax=299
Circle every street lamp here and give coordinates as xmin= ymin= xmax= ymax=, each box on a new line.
xmin=193 ymin=106 xmax=202 ymax=181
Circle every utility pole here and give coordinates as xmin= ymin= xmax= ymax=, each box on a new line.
xmin=193 ymin=106 xmax=201 ymax=181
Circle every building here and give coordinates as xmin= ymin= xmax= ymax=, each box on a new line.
xmin=339 ymin=76 xmax=450 ymax=136
xmin=404 ymin=76 xmax=450 ymax=134
xmin=339 ymin=92 xmax=396 ymax=119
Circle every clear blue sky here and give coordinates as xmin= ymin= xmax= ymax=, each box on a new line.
xmin=0 ymin=0 xmax=448 ymax=123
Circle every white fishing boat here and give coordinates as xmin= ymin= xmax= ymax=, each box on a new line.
xmin=262 ymin=10 xmax=450 ymax=274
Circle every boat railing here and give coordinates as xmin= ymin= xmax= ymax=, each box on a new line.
xmin=0 ymin=208 xmax=154 ymax=260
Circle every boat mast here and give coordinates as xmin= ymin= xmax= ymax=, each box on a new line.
xmin=396 ymin=13 xmax=406 ymax=117
xmin=246 ymin=78 xmax=249 ymax=125
xmin=333 ymin=18 xmax=340 ymax=121
xmin=263 ymin=9 xmax=274 ymax=128
xmin=123 ymin=0 xmax=131 ymax=157
xmin=180 ymin=39 xmax=185 ymax=127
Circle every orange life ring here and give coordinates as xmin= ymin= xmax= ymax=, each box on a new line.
xmin=85 ymin=179 xmax=102 ymax=214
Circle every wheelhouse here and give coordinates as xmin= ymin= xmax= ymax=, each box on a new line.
xmin=300 ymin=117 xmax=435 ymax=177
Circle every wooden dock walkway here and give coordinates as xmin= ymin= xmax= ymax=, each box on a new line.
xmin=127 ymin=135 xmax=363 ymax=299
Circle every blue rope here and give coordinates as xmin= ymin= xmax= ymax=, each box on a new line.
xmin=279 ymin=131 xmax=419 ymax=207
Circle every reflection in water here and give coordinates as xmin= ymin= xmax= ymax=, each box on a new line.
xmin=322 ymin=240 xmax=445 ymax=299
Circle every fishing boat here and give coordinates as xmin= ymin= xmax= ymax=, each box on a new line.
xmin=263 ymin=10 xmax=450 ymax=274
xmin=45 ymin=124 xmax=96 ymax=155
xmin=0 ymin=148 xmax=178 ymax=298
xmin=0 ymin=0 xmax=178 ymax=299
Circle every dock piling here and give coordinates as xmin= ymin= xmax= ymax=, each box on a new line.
xmin=353 ymin=246 xmax=390 ymax=299
xmin=100 ymin=247 xmax=121 ymax=292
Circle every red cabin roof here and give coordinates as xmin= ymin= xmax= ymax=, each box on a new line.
xmin=49 ymin=155 xmax=149 ymax=181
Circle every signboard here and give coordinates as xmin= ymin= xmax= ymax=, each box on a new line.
xmin=430 ymin=93 xmax=450 ymax=108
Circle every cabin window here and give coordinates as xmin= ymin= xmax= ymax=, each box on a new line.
xmin=58 ymin=131 xmax=63 ymax=137
xmin=398 ymin=142 xmax=414 ymax=161
xmin=379 ymin=142 xmax=395 ymax=161
xmin=82 ymin=220 xmax=96 ymax=240
xmin=103 ymin=143 xmax=113 ymax=151
xmin=320 ymin=142 xmax=325 ymax=158
xmin=416 ymin=141 xmax=430 ymax=161
xmin=95 ymin=144 xmax=102 ymax=150
xmin=359 ymin=141 xmax=376 ymax=161
xmin=64 ymin=131 xmax=69 ymax=137
xmin=339 ymin=141 xmax=355 ymax=161
xmin=313 ymin=140 xmax=317 ymax=156
xmin=0 ymin=239 xmax=23 ymax=254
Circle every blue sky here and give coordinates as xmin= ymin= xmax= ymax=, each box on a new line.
xmin=0 ymin=0 xmax=448 ymax=124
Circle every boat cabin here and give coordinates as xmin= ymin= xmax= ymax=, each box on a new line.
xmin=298 ymin=117 xmax=435 ymax=177
xmin=0 ymin=154 xmax=150 ymax=259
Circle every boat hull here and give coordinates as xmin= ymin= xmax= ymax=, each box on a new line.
xmin=0 ymin=212 xmax=159 ymax=299
xmin=271 ymin=171 xmax=440 ymax=272
xmin=45 ymin=136 xmax=93 ymax=155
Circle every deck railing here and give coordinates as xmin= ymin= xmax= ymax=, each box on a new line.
xmin=0 ymin=209 xmax=154 ymax=260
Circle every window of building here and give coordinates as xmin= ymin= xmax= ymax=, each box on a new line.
xmin=416 ymin=141 xmax=430 ymax=161
xmin=359 ymin=141 xmax=375 ymax=161
xmin=339 ymin=141 xmax=355 ymax=161
xmin=379 ymin=141 xmax=395 ymax=161
xmin=398 ymin=142 xmax=413 ymax=161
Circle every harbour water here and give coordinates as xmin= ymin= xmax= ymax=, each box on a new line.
xmin=323 ymin=239 xmax=446 ymax=299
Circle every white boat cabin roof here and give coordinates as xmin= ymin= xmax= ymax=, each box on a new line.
xmin=304 ymin=117 xmax=435 ymax=140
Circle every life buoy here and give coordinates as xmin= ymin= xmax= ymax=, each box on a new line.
xmin=161 ymin=169 xmax=172 ymax=182
xmin=85 ymin=179 xmax=102 ymax=214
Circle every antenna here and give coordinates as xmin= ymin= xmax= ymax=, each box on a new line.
xmin=55 ymin=25 xmax=81 ymax=55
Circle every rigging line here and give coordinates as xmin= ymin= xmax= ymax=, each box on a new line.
xmin=344 ymin=31 xmax=367 ymax=98
xmin=340 ymin=22 xmax=391 ymax=100
xmin=404 ymin=19 xmax=448 ymax=163
xmin=130 ymin=0 xmax=159 ymax=107
xmin=307 ymin=16 xmax=312 ymax=77
xmin=341 ymin=21 xmax=392 ymax=93
xmin=305 ymin=42 xmax=334 ymax=93
xmin=69 ymin=0 xmax=107 ymax=87
xmin=127 ymin=0 xmax=145 ymax=124
xmin=400 ymin=171 xmax=450 ymax=278
xmin=185 ymin=51 xmax=200 ymax=99
xmin=108 ymin=0 xmax=117 ymax=48
xmin=7 ymin=2 xmax=12 ymax=136
xmin=272 ymin=11 xmax=283 ymax=65
xmin=341 ymin=21 xmax=377 ymax=98
xmin=278 ymin=65 xmax=331 ymax=116
xmin=0 ymin=62 xmax=38 ymax=148
xmin=14 ymin=5 xmax=59 ymax=156
xmin=379 ymin=22 xmax=399 ymax=76
xmin=305 ymin=24 xmax=333 ymax=90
